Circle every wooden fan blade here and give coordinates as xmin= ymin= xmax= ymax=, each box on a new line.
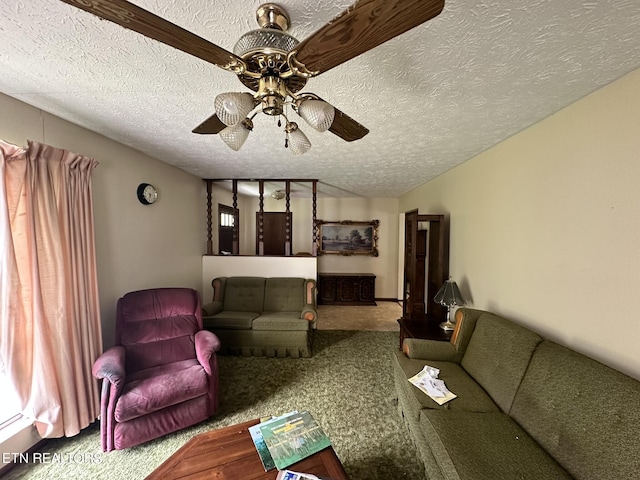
xmin=293 ymin=0 xmax=445 ymax=75
xmin=304 ymin=94 xmax=369 ymax=141
xmin=329 ymin=109 xmax=369 ymax=142
xmin=59 ymin=0 xmax=245 ymax=72
xmin=192 ymin=114 xmax=226 ymax=135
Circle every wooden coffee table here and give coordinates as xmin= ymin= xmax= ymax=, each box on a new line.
xmin=146 ymin=419 xmax=349 ymax=479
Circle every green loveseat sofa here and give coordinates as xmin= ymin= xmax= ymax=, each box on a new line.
xmin=202 ymin=276 xmax=317 ymax=357
xmin=393 ymin=308 xmax=640 ymax=480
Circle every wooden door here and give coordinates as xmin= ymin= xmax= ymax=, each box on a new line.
xmin=256 ymin=212 xmax=292 ymax=255
xmin=403 ymin=210 xmax=427 ymax=318
xmin=402 ymin=210 xmax=449 ymax=321
xmin=218 ymin=204 xmax=237 ymax=255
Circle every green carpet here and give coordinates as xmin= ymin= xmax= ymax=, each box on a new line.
xmin=3 ymin=331 xmax=424 ymax=479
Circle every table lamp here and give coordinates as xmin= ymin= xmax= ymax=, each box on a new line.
xmin=434 ymin=277 xmax=465 ymax=331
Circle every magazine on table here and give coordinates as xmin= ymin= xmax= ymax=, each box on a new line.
xmin=258 ymin=411 xmax=332 ymax=470
xmin=408 ymin=364 xmax=457 ymax=405
xmin=276 ymin=470 xmax=334 ymax=480
xmin=249 ymin=411 xmax=299 ymax=471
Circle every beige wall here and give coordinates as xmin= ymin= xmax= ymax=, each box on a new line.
xmin=0 ymin=93 xmax=206 ymax=348
xmin=316 ymin=197 xmax=399 ymax=299
xmin=400 ymin=68 xmax=640 ymax=380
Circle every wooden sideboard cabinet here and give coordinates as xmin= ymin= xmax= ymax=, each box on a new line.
xmin=318 ymin=273 xmax=376 ymax=306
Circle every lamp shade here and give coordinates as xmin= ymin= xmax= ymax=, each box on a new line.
xmin=214 ymin=92 xmax=255 ymax=126
xmin=286 ymin=122 xmax=311 ymax=155
xmin=219 ymin=120 xmax=252 ymax=151
xmin=433 ymin=278 xmax=465 ymax=308
xmin=297 ymin=99 xmax=335 ymax=132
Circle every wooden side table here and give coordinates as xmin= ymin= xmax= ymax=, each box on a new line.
xmin=397 ymin=316 xmax=452 ymax=350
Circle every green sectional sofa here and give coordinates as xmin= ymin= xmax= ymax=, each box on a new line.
xmin=392 ymin=308 xmax=640 ymax=480
xmin=202 ymin=276 xmax=317 ymax=357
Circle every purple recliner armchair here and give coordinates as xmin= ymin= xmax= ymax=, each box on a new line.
xmin=92 ymin=288 xmax=221 ymax=451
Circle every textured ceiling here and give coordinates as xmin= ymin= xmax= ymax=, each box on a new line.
xmin=1 ymin=0 xmax=640 ymax=197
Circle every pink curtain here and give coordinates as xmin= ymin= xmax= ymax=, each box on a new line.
xmin=0 ymin=139 xmax=102 ymax=438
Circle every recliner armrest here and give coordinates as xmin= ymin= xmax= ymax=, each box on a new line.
xmin=195 ymin=330 xmax=221 ymax=375
xmin=92 ymin=346 xmax=126 ymax=388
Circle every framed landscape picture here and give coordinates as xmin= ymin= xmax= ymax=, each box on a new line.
xmin=315 ymin=220 xmax=379 ymax=256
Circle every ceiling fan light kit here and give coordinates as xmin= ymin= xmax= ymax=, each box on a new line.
xmin=210 ymin=4 xmax=332 ymax=154
xmin=296 ymin=99 xmax=336 ymax=133
xmin=214 ymin=92 xmax=256 ymax=126
xmin=219 ymin=118 xmax=253 ymax=151
xmin=284 ymin=122 xmax=312 ymax=155
xmin=59 ymin=0 xmax=445 ymax=153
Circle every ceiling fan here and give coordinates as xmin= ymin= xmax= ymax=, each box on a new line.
xmin=58 ymin=0 xmax=445 ymax=154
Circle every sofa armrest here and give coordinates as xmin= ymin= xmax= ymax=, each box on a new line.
xmin=403 ymin=338 xmax=461 ymax=362
xmin=301 ymin=307 xmax=318 ymax=329
xmin=302 ymin=279 xmax=318 ymax=328
xmin=304 ymin=279 xmax=317 ymax=308
xmin=450 ymin=307 xmax=487 ymax=349
xmin=211 ymin=277 xmax=227 ymax=302
xmin=202 ymin=300 xmax=223 ymax=316
xmin=195 ymin=330 xmax=221 ymax=375
xmin=301 ymin=307 xmax=317 ymax=322
xmin=92 ymin=346 xmax=126 ymax=389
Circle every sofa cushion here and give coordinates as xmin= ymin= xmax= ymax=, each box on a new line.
xmin=252 ymin=312 xmax=309 ymax=331
xmin=204 ymin=311 xmax=257 ymax=330
xmin=460 ymin=313 xmax=542 ymax=412
xmin=392 ymin=351 xmax=500 ymax=420
xmin=264 ymin=277 xmax=305 ymax=312
xmin=510 ymin=340 xmax=640 ymax=480
xmin=419 ymin=410 xmax=572 ymax=480
xmin=223 ymin=277 xmax=265 ymax=312
xmin=115 ymin=359 xmax=208 ymax=423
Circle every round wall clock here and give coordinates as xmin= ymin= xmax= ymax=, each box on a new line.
xmin=136 ymin=183 xmax=158 ymax=205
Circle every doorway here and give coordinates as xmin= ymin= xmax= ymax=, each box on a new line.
xmin=218 ymin=204 xmax=237 ymax=254
xmin=401 ymin=210 xmax=449 ymax=321
xmin=256 ymin=212 xmax=292 ymax=255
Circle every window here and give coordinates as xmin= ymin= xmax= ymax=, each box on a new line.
xmin=1 ymin=213 xmax=21 ymax=427
xmin=0 ymin=369 xmax=21 ymax=426
xmin=220 ymin=211 xmax=235 ymax=227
